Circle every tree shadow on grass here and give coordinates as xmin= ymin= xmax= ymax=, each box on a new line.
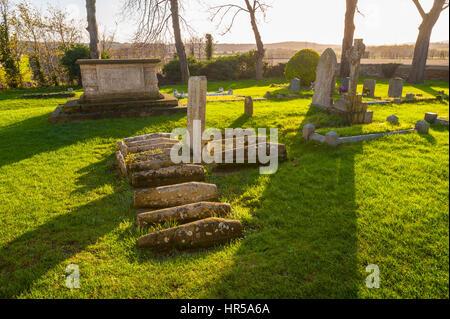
xmin=133 ymin=107 xmax=365 ymax=298
xmin=160 ymin=78 xmax=288 ymax=94
xmin=0 ymin=159 xmax=135 ymax=298
xmin=409 ymin=81 xmax=448 ymax=97
xmin=197 ymin=106 xmax=364 ymax=298
xmin=0 ymin=113 xmax=186 ymax=169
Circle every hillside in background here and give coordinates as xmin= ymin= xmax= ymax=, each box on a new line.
xmin=105 ymin=41 xmax=449 ymax=66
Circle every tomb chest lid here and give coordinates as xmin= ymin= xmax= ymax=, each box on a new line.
xmin=76 ymin=59 xmax=161 ymax=65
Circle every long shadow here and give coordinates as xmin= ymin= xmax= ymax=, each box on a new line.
xmin=160 ymin=78 xmax=288 ymax=94
xmin=0 ymin=86 xmax=82 ymax=101
xmin=409 ymin=80 xmax=448 ymax=97
xmin=0 ymin=112 xmax=186 ymax=168
xmin=201 ymin=105 xmax=364 ymax=298
xmin=0 ymin=158 xmax=135 ymax=298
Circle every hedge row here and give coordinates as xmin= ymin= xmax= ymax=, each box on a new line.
xmin=162 ymin=51 xmax=286 ymax=82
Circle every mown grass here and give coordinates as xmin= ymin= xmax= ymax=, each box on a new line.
xmin=0 ymin=78 xmax=448 ymax=299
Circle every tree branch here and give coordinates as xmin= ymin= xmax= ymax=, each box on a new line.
xmin=412 ymin=0 xmax=426 ymax=19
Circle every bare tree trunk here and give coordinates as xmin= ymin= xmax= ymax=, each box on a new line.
xmin=245 ymin=0 xmax=264 ymax=81
xmin=409 ymin=26 xmax=433 ymax=83
xmin=86 ymin=0 xmax=100 ymax=59
xmin=170 ymin=0 xmax=189 ymax=83
xmin=408 ymin=0 xmax=446 ymax=83
xmin=340 ymin=0 xmax=357 ymax=78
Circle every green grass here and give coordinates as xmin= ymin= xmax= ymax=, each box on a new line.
xmin=0 ymin=78 xmax=448 ymax=299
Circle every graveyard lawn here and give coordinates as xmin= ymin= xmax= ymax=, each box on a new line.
xmin=0 ymin=78 xmax=448 ymax=299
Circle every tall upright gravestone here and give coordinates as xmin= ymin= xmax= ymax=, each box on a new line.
xmin=342 ymin=77 xmax=350 ymax=91
xmin=348 ymin=39 xmax=366 ymax=95
xmin=388 ymin=78 xmax=404 ymax=98
xmin=332 ymin=39 xmax=373 ymax=125
xmin=363 ymin=79 xmax=376 ymax=97
xmin=187 ymin=76 xmax=207 ymax=152
xmin=290 ymin=78 xmax=301 ymax=93
xmin=311 ymin=48 xmax=338 ymax=109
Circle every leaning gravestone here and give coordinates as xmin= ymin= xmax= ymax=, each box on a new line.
xmin=311 ymin=48 xmax=338 ymax=109
xmin=363 ymin=79 xmax=376 ymax=97
xmin=425 ymin=112 xmax=438 ymax=123
xmin=331 ymin=39 xmax=373 ymax=125
xmin=290 ymin=78 xmax=301 ymax=93
xmin=342 ymin=77 xmax=350 ymax=91
xmin=137 ymin=218 xmax=243 ymax=250
xmin=187 ymin=76 xmax=207 ymax=150
xmin=387 ymin=115 xmax=399 ymax=124
xmin=389 ymin=78 xmax=404 ymax=98
xmin=415 ymin=120 xmax=430 ymax=134
xmin=348 ymin=39 xmax=366 ymax=95
xmin=244 ymin=96 xmax=253 ymax=116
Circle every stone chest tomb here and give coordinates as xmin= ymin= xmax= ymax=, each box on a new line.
xmin=78 ymin=59 xmax=162 ymax=103
xmin=50 ymin=59 xmax=184 ymax=123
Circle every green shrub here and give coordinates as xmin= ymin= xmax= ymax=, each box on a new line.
xmin=163 ymin=51 xmax=270 ymax=83
xmin=18 ymin=55 xmax=33 ymax=86
xmin=200 ymin=55 xmax=240 ymax=81
xmin=101 ymin=51 xmax=111 ymax=59
xmin=236 ymin=50 xmax=268 ymax=80
xmin=163 ymin=56 xmax=204 ymax=82
xmin=0 ymin=65 xmax=7 ymax=87
xmin=284 ymin=49 xmax=320 ymax=85
xmin=60 ymin=45 xmax=90 ymax=84
xmin=29 ymin=55 xmax=46 ymax=87
xmin=265 ymin=63 xmax=287 ymax=78
xmin=381 ymin=63 xmax=401 ymax=79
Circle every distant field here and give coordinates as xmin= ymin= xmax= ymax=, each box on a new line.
xmin=264 ymin=58 xmax=449 ymax=66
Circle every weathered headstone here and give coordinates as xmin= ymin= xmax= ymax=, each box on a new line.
xmin=332 ymin=41 xmax=371 ymax=125
xmin=348 ymin=39 xmax=366 ymax=95
xmin=137 ymin=202 xmax=231 ymax=227
xmin=132 ymin=164 xmax=206 ymax=188
xmin=388 ymin=78 xmax=404 ymax=98
xmin=115 ymin=151 xmax=128 ymax=177
xmin=387 ymin=115 xmax=399 ymax=124
xmin=137 ymin=218 xmax=243 ymax=250
xmin=302 ymin=123 xmax=316 ymax=141
xmin=425 ymin=112 xmax=438 ymax=123
xmin=415 ymin=120 xmax=430 ymax=134
xmin=326 ymin=131 xmax=339 ymax=147
xmin=117 ymin=141 xmax=128 ymax=157
xmin=134 ymin=182 xmax=218 ymax=209
xmin=187 ymin=76 xmax=207 ymax=150
xmin=244 ymin=96 xmax=253 ymax=116
xmin=124 ymin=132 xmax=172 ymax=144
xmin=342 ymin=77 xmax=350 ymax=91
xmin=364 ymin=110 xmax=374 ymax=124
xmin=290 ymin=78 xmax=301 ymax=93
xmin=129 ymin=155 xmax=177 ymax=173
xmin=363 ymin=79 xmax=376 ymax=97
xmin=311 ymin=48 xmax=338 ymax=109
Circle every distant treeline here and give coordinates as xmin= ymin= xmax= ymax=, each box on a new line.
xmin=103 ymin=41 xmax=449 ymax=63
xmin=367 ymin=44 xmax=448 ymax=59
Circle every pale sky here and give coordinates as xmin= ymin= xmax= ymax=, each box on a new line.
xmin=28 ymin=0 xmax=449 ymax=45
